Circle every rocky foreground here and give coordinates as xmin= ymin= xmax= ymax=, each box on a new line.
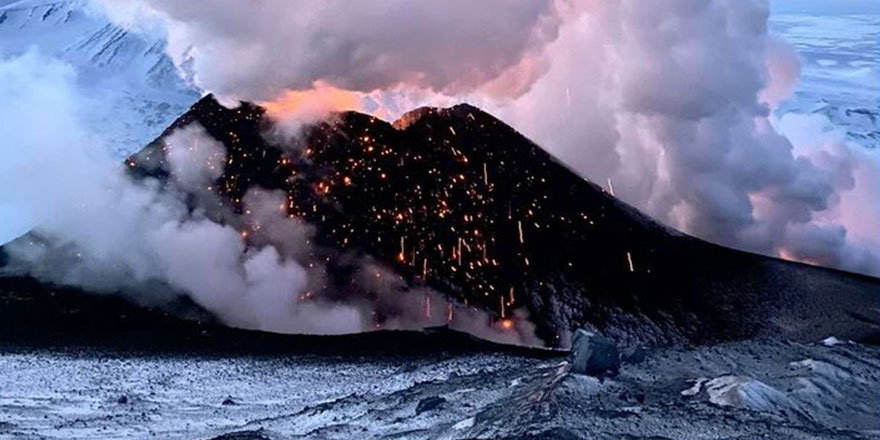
xmin=1 ymin=281 xmax=878 ymax=439
xmin=1 ymin=336 xmax=877 ymax=439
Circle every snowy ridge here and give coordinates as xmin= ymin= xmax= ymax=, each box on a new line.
xmin=0 ymin=0 xmax=176 ymax=85
xmin=772 ymin=13 xmax=880 ymax=148
xmin=0 ymin=0 xmax=198 ymax=155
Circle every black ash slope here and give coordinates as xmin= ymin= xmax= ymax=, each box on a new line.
xmin=125 ymin=96 xmax=880 ymax=348
xmin=0 ymin=275 xmax=550 ymax=357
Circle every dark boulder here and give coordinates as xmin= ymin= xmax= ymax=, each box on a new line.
xmin=569 ymin=330 xmax=619 ymax=376
xmin=415 ymin=396 xmax=446 ymax=415
xmin=210 ymin=430 xmax=272 ymax=440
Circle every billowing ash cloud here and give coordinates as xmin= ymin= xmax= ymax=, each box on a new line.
xmin=92 ymin=0 xmax=562 ymax=101
xmin=0 ymin=50 xmax=542 ymax=345
xmin=499 ymin=0 xmax=880 ymax=275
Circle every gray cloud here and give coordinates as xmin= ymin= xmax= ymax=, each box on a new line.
xmin=497 ymin=0 xmax=879 ymax=275
xmin=92 ymin=0 xmax=562 ymax=101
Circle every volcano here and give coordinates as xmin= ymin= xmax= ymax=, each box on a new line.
xmin=111 ymin=95 xmax=877 ymax=348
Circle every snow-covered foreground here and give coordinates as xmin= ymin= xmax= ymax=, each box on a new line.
xmin=1 ymin=338 xmax=877 ymax=439
xmin=0 ymin=349 xmax=552 ymax=439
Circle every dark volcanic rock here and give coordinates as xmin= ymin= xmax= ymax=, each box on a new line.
xmin=0 ymin=276 xmax=551 ymax=357
xmin=415 ymin=395 xmax=446 ymax=415
xmin=210 ymin=429 xmax=273 ymax=440
xmin=622 ymin=346 xmax=649 ymax=365
xmin=569 ymin=330 xmax=619 ymax=377
xmin=122 ymin=95 xmax=880 ymax=348
xmin=505 ymin=428 xmax=587 ymax=440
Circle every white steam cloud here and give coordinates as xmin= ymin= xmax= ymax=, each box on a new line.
xmin=88 ymin=0 xmax=879 ymax=275
xmin=500 ymin=0 xmax=880 ymax=275
xmin=0 ymin=50 xmax=359 ymax=333
xmin=163 ymin=124 xmax=226 ymax=192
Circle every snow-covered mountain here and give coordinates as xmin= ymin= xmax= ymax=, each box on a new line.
xmin=771 ymin=13 xmax=879 ymax=148
xmin=0 ymin=0 xmax=199 ymax=155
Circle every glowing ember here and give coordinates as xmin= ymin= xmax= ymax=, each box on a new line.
xmin=128 ymin=95 xmax=675 ymax=346
xmin=399 ymin=236 xmax=406 ymax=263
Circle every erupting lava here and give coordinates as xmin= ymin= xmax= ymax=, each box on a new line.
xmin=260 ymin=82 xmax=460 ymax=128
xmin=261 ymin=83 xmax=366 ymax=121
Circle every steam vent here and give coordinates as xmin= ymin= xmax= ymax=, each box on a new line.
xmin=129 ymin=96 xmax=880 ymax=348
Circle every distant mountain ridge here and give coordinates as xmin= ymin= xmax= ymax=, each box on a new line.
xmin=0 ymin=0 xmax=198 ymax=154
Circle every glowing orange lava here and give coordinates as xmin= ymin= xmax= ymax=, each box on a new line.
xmin=261 ymin=83 xmax=364 ymax=120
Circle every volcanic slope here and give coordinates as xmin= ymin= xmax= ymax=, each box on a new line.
xmin=124 ymin=95 xmax=880 ymax=348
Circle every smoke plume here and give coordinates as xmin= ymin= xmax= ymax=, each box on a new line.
xmin=91 ymin=0 xmax=562 ymax=102
xmin=498 ymin=0 xmax=879 ymax=275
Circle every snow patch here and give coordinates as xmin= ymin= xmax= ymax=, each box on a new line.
xmin=680 ymin=378 xmax=709 ymax=397
xmin=821 ymin=336 xmax=847 ymax=346
xmin=452 ymin=417 xmax=475 ymax=430
xmin=707 ymin=376 xmax=795 ymax=412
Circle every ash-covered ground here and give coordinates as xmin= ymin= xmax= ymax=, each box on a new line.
xmin=1 ymin=337 xmax=878 ymax=439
